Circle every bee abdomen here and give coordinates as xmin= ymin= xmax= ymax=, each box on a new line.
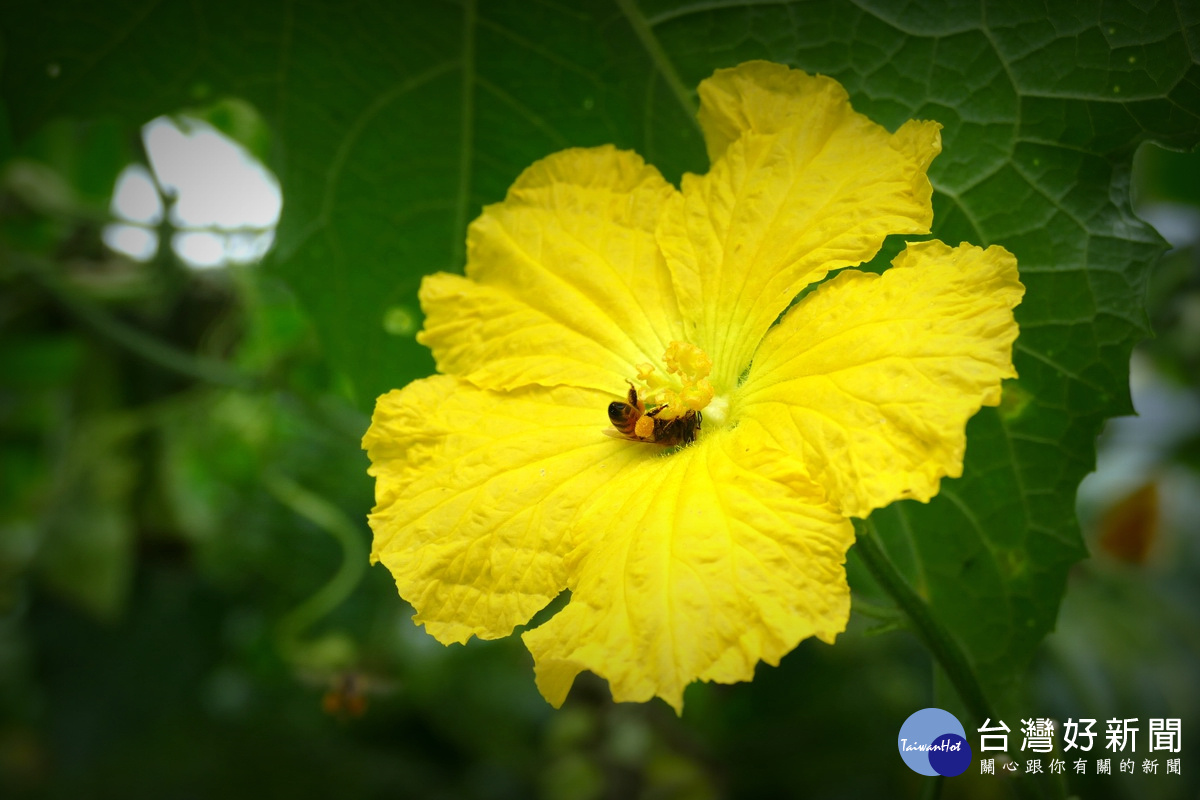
xmin=608 ymin=401 xmax=640 ymax=435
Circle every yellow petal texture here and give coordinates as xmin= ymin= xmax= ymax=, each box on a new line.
xmin=737 ymin=240 xmax=1025 ymax=519
xmin=417 ymin=146 xmax=685 ymax=393
xmin=522 ymin=427 xmax=854 ymax=713
xmin=657 ymin=61 xmax=942 ymax=389
xmin=364 ymin=374 xmax=644 ymax=644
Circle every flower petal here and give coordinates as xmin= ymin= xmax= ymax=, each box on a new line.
xmin=363 ymin=375 xmax=644 ymax=643
xmin=697 ymin=60 xmax=849 ymax=164
xmin=521 ymin=427 xmax=854 ymax=713
xmin=418 ymin=145 xmax=685 ymax=393
xmin=737 ymin=240 xmax=1024 ymax=518
xmin=657 ymin=61 xmax=941 ymax=389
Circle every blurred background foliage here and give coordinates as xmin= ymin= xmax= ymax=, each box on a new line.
xmin=1 ymin=2 xmax=1199 ymax=798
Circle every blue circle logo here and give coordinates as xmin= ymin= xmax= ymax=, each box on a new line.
xmin=897 ymin=708 xmax=972 ymax=777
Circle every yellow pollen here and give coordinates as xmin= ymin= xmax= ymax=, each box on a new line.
xmin=679 ymin=380 xmax=714 ymax=411
xmin=634 ymin=342 xmax=715 ymax=419
xmin=634 ymin=415 xmax=655 ymax=439
xmin=636 ymin=363 xmax=657 ymax=383
xmin=663 ymin=341 xmax=711 ymax=381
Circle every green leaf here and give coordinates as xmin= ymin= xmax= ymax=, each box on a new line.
xmin=4 ymin=0 xmax=1197 ymax=710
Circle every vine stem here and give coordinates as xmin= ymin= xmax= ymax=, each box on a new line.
xmin=854 ymin=519 xmax=1058 ymax=800
xmin=18 ymin=254 xmax=258 ymax=390
xmin=266 ymin=472 xmax=368 ymax=659
xmin=853 ymin=518 xmax=995 ymax=726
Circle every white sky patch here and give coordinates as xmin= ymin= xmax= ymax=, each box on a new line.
xmin=172 ymin=231 xmax=226 ymax=268
xmin=105 ymin=115 xmax=281 ymax=269
xmin=1138 ymin=202 xmax=1200 ymax=250
xmin=102 ymin=223 xmax=158 ymax=261
xmin=110 ymin=165 xmax=162 ymax=224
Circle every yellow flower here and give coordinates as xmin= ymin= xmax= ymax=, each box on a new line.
xmin=363 ymin=61 xmax=1023 ymax=713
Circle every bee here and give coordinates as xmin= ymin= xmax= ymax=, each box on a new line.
xmin=319 ymin=670 xmax=395 ymax=720
xmin=606 ymin=383 xmax=701 ymax=447
xmin=322 ymin=672 xmax=368 ymax=718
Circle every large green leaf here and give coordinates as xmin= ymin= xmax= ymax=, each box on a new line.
xmin=4 ymin=0 xmax=1197 ymax=711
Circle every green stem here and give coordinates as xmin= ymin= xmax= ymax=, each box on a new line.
xmin=266 ymin=473 xmax=368 ymax=658
xmin=917 ymin=774 xmax=943 ymax=800
xmin=855 ymin=520 xmax=1059 ymax=800
xmin=18 ymin=255 xmax=258 ymax=390
xmin=854 ymin=519 xmax=995 ymax=725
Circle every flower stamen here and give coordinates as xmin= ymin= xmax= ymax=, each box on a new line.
xmin=638 ymin=341 xmax=715 ymax=420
